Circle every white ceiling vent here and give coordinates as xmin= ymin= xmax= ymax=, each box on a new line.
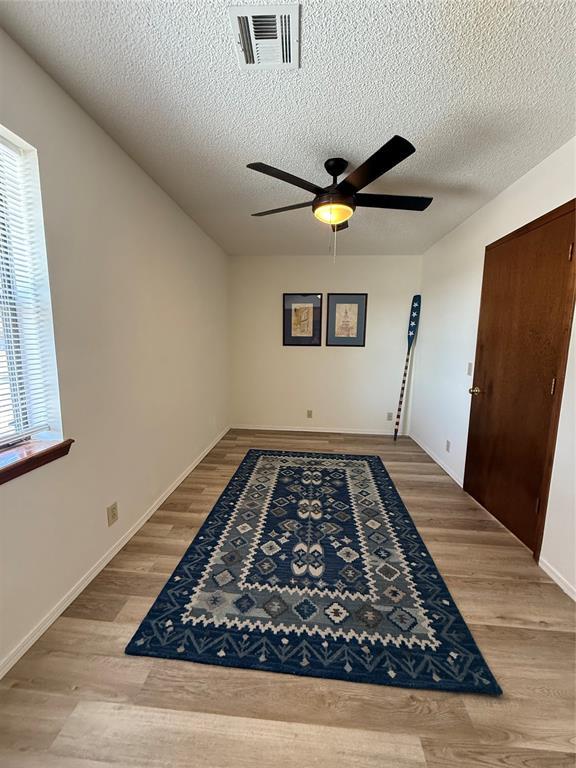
xmin=229 ymin=5 xmax=300 ymax=70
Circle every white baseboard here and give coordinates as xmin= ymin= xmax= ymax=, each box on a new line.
xmin=408 ymin=432 xmax=464 ymax=486
xmin=0 ymin=425 xmax=231 ymax=680
xmin=538 ymin=557 xmax=576 ymax=602
xmin=231 ymin=423 xmax=397 ymax=436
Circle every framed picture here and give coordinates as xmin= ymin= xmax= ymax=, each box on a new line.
xmin=326 ymin=293 xmax=368 ymax=347
xmin=283 ymin=293 xmax=322 ymax=346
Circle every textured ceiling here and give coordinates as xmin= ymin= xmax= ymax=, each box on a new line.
xmin=0 ymin=1 xmax=574 ymax=257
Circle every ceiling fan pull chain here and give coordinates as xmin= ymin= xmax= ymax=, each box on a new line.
xmin=333 ymin=224 xmax=338 ymax=265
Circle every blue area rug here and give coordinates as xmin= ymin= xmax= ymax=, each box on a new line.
xmin=126 ymin=450 xmax=501 ymax=695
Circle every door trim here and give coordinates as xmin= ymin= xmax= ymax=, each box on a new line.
xmin=531 ymin=200 xmax=576 ymax=561
xmin=466 ymin=199 xmax=575 ymax=561
xmin=486 ymin=199 xmax=575 ymax=251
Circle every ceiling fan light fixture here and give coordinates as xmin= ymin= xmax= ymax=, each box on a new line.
xmin=312 ymin=195 xmax=355 ymax=225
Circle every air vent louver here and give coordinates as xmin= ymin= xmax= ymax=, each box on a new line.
xmin=229 ymin=5 xmax=300 ymax=70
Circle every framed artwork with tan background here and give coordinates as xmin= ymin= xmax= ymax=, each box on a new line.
xmin=326 ymin=293 xmax=368 ymax=346
xmin=283 ymin=293 xmax=323 ymax=346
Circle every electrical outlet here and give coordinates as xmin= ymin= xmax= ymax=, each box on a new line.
xmin=467 ymin=362 xmax=473 ymax=376
xmin=386 ymin=412 xmax=393 ymax=421
xmin=107 ymin=501 xmax=119 ymax=527
xmin=445 ymin=440 xmax=451 ymax=453
xmin=306 ymin=409 xmax=313 ymax=419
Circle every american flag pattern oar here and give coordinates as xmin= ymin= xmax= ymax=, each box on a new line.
xmin=393 ymin=295 xmax=421 ymax=441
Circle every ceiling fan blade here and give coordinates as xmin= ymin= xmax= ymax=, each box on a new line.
xmin=336 ymin=136 xmax=416 ymax=195
xmin=331 ymin=221 xmax=349 ymax=232
xmin=252 ymin=201 xmax=313 ymax=217
xmin=356 ymin=193 xmax=433 ymax=211
xmin=247 ymin=163 xmax=325 ymax=196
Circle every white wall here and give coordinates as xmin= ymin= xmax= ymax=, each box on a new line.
xmin=409 ymin=137 xmax=576 ymax=596
xmin=230 ymin=253 xmax=422 ymax=434
xmin=0 ymin=29 xmax=230 ymax=673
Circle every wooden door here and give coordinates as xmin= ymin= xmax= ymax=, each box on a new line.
xmin=464 ymin=200 xmax=575 ymax=556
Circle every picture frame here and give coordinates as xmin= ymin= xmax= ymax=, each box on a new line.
xmin=283 ymin=293 xmax=323 ymax=346
xmin=326 ymin=293 xmax=368 ymax=347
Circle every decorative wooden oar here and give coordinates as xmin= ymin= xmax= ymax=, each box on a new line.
xmin=393 ymin=294 xmax=421 ymax=441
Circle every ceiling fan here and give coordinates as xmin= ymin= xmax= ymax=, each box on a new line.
xmin=247 ymin=135 xmax=432 ymax=231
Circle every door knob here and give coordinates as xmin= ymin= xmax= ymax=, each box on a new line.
xmin=469 ymin=386 xmax=482 ymax=396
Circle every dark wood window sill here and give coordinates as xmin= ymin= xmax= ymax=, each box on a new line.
xmin=0 ymin=438 xmax=74 ymax=485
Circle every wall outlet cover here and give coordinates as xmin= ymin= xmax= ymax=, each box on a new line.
xmin=107 ymin=502 xmax=119 ymax=527
xmin=306 ymin=410 xmax=313 ymax=418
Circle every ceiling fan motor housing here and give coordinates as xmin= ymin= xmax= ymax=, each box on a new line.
xmin=312 ymin=193 xmax=356 ymax=215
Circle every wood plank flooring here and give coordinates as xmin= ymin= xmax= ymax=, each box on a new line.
xmin=1 ymin=430 xmax=574 ymax=767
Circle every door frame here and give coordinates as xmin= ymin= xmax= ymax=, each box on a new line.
xmin=464 ymin=199 xmax=575 ymax=561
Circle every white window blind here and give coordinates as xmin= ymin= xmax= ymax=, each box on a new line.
xmin=0 ymin=127 xmax=62 ymax=450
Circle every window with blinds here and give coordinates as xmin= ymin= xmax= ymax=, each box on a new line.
xmin=0 ymin=125 xmax=62 ymax=450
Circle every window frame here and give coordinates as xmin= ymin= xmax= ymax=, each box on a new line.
xmin=0 ymin=123 xmax=72 ymax=483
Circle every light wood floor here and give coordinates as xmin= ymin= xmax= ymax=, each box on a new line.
xmin=1 ymin=430 xmax=575 ymax=767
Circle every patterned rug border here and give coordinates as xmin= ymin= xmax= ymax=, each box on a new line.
xmin=126 ymin=449 xmax=502 ymax=696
